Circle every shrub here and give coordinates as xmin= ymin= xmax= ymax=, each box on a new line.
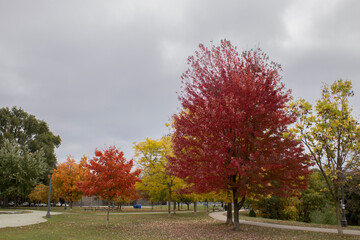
xmin=249 ymin=209 xmax=256 ymax=217
xmin=310 ymin=207 xmax=337 ymax=225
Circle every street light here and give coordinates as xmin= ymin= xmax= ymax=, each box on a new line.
xmin=341 ymin=188 xmax=348 ymax=227
xmin=46 ymin=168 xmax=54 ymax=218
xmin=340 ymin=169 xmax=348 ymax=227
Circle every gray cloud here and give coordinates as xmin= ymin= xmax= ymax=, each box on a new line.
xmin=1 ymin=0 xmax=359 ymax=162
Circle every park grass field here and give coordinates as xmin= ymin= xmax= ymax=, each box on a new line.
xmin=1 ymin=208 xmax=360 ymax=240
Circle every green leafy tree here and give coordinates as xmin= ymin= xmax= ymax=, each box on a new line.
xmin=299 ymin=170 xmax=331 ymax=222
xmin=0 ymin=107 xmax=61 ymax=174
xmin=291 ymin=79 xmax=360 ymax=234
xmin=344 ymin=170 xmax=360 ymax=225
xmin=0 ymin=139 xmax=47 ymax=205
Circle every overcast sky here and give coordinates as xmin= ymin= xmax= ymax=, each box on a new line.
xmin=1 ymin=0 xmax=359 ymax=163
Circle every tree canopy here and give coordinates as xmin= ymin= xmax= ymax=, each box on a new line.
xmin=0 ymin=139 xmax=47 ymax=202
xmin=78 ymin=146 xmax=141 ymax=227
xmin=134 ymin=136 xmax=184 ymax=216
xmin=52 ymin=156 xmax=87 ymax=210
xmin=169 ymin=40 xmax=312 ymax=229
xmin=291 ymin=79 xmax=360 ymax=234
xmin=0 ymin=106 xmax=61 ymax=171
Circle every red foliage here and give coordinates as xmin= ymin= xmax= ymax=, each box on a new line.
xmin=169 ymin=40 xmax=312 ymax=198
xmin=77 ymin=146 xmax=141 ymax=201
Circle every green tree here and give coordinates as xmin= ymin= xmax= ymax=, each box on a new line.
xmin=0 ymin=139 xmax=47 ymax=205
xmin=344 ymin=169 xmax=360 ymax=225
xmin=299 ymin=170 xmax=330 ymax=222
xmin=291 ymin=79 xmax=360 ymax=234
xmin=0 ymin=107 xmax=61 ymax=173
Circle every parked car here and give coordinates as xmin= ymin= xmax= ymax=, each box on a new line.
xmin=22 ymin=202 xmax=30 ymax=206
xmin=35 ymin=203 xmax=47 ymax=207
xmin=56 ymin=202 xmax=62 ymax=207
xmin=8 ymin=201 xmax=15 ymax=206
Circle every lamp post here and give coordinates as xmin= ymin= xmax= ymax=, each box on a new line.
xmin=46 ymin=168 xmax=54 ymax=218
xmin=341 ymin=186 xmax=348 ymax=227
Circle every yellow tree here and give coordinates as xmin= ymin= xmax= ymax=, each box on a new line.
xmin=134 ymin=136 xmax=183 ymax=217
xmin=28 ymin=184 xmax=58 ymax=207
xmin=52 ymin=156 xmax=87 ymax=210
xmin=291 ymin=79 xmax=360 ymax=235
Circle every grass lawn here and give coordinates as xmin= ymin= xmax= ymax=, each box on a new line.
xmin=1 ymin=209 xmax=359 ymax=239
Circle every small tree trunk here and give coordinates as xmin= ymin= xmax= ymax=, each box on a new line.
xmin=64 ymin=201 xmax=67 ymax=210
xmin=70 ymin=201 xmax=73 ymax=211
xmin=178 ymin=202 xmax=180 ymax=211
xmin=3 ymin=196 xmax=9 ymax=208
xmin=335 ymin=199 xmax=343 ymax=235
xmin=226 ymin=202 xmax=233 ymax=225
xmin=168 ymin=185 xmax=171 ymax=217
xmin=151 ymin=202 xmax=154 ymax=212
xmin=106 ymin=200 xmax=110 ymax=227
xmin=187 ymin=203 xmax=190 ymax=210
xmin=194 ymin=201 xmax=197 ymax=216
xmin=173 ymin=201 xmax=176 ymax=214
xmin=206 ymin=201 xmax=209 ymax=212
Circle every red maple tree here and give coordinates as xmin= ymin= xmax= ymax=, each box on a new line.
xmin=169 ymin=40 xmax=312 ymax=229
xmin=78 ymin=146 xmax=141 ymax=227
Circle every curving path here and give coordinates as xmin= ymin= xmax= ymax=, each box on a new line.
xmin=0 ymin=210 xmax=62 ymax=228
xmin=209 ymin=211 xmax=360 ymax=236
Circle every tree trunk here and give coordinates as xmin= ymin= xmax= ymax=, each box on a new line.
xmin=187 ymin=203 xmax=190 ymax=210
xmin=226 ymin=202 xmax=233 ymax=225
xmin=194 ymin=201 xmax=197 ymax=216
xmin=173 ymin=201 xmax=176 ymax=214
xmin=206 ymin=201 xmax=209 ymax=212
xmin=70 ymin=201 xmax=73 ymax=211
xmin=232 ymin=189 xmax=246 ymax=231
xmin=335 ymin=197 xmax=343 ymax=235
xmin=178 ymin=202 xmax=180 ymax=211
xmin=233 ymin=189 xmax=240 ymax=230
xmin=168 ymin=185 xmax=171 ymax=217
xmin=151 ymin=202 xmax=154 ymax=212
xmin=106 ymin=200 xmax=110 ymax=227
xmin=2 ymin=196 xmax=9 ymax=208
xmin=64 ymin=201 xmax=67 ymax=210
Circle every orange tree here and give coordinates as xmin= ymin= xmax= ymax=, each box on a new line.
xmin=52 ymin=156 xmax=87 ymax=210
xmin=78 ymin=146 xmax=141 ymax=227
xmin=28 ymin=184 xmax=58 ymax=206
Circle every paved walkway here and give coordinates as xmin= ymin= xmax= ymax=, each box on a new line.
xmin=209 ymin=212 xmax=360 ymax=236
xmin=0 ymin=210 xmax=62 ymax=228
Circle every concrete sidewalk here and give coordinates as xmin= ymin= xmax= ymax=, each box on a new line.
xmin=0 ymin=210 xmax=62 ymax=228
xmin=209 ymin=211 xmax=360 ymax=236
